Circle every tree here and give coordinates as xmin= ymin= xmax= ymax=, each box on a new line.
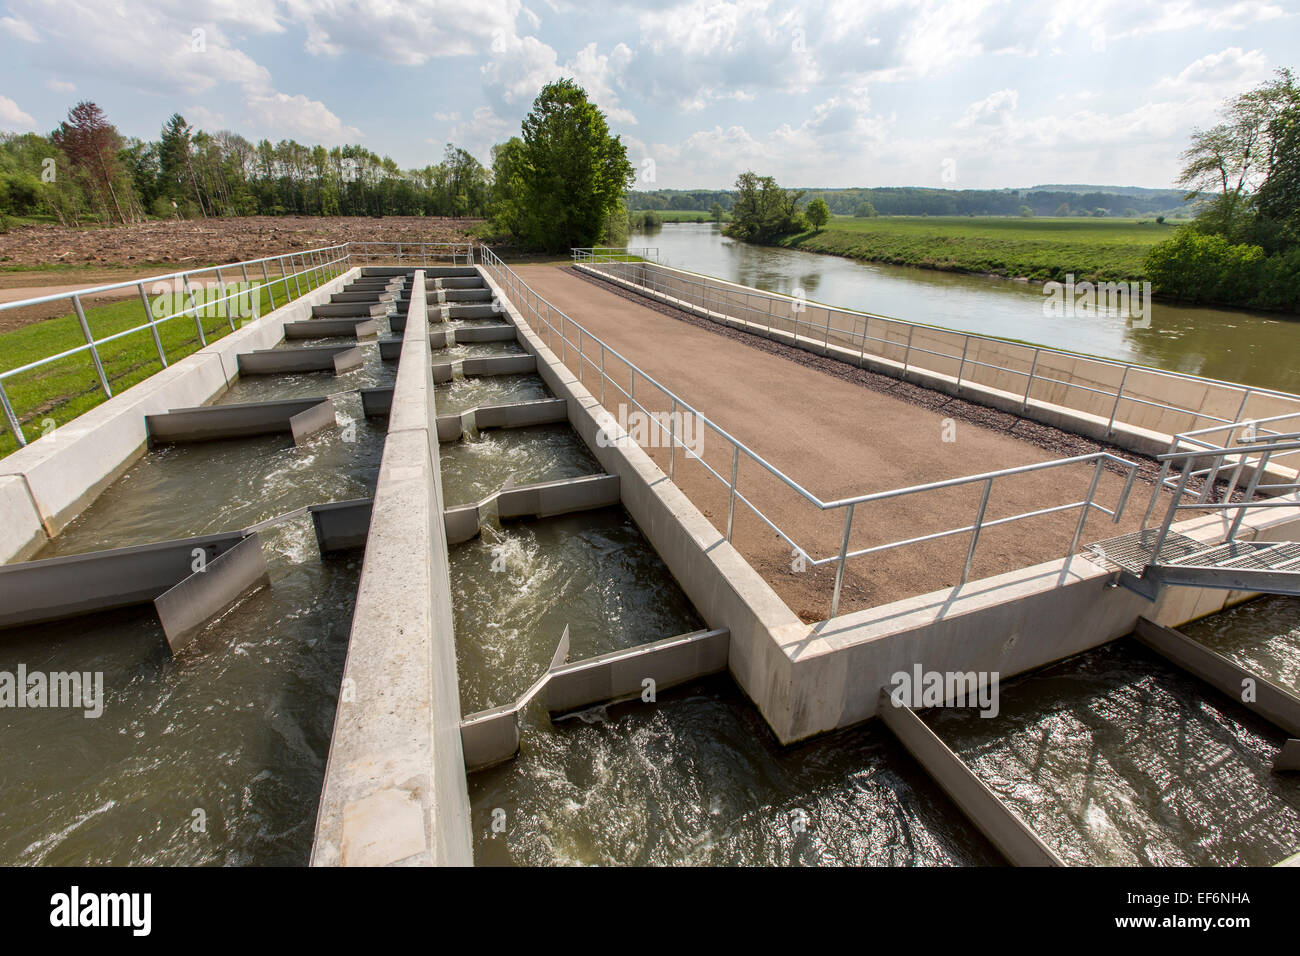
xmin=1177 ymin=68 xmax=1299 ymax=241
xmin=1019 ymin=204 xmax=1034 ymax=217
xmin=51 ymin=101 xmax=132 ymax=224
xmin=1054 ymin=202 xmax=1070 ymax=216
xmin=854 ymin=201 xmax=877 ymax=217
xmin=498 ymin=79 xmax=636 ymax=251
xmin=806 ymin=197 xmax=831 ymax=231
xmin=709 ymin=201 xmax=724 ymax=222
xmin=725 ymin=171 xmax=806 ymax=242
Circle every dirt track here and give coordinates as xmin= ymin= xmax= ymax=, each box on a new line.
xmin=515 ymin=264 xmax=1179 ymax=620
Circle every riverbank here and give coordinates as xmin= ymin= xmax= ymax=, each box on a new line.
xmin=770 ymin=216 xmax=1172 ymax=283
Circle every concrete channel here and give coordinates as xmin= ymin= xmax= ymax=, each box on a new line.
xmin=2 ymin=251 xmax=1298 ymax=868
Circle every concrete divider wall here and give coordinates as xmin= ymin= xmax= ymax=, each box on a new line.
xmin=505 ymin=262 xmax=1300 ymax=746
xmin=778 ymin=502 xmax=1300 ymax=742
xmin=311 ymin=271 xmax=473 ymax=867
xmin=479 ymin=265 xmax=807 ymax=742
xmin=579 ymin=261 xmax=1300 ymax=461
xmin=0 ymin=266 xmax=359 ymax=562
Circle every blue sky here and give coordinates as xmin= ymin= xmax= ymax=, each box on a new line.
xmin=1 ymin=0 xmax=1296 ymax=190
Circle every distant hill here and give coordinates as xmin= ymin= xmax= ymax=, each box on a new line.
xmin=628 ymin=185 xmax=1195 ymax=218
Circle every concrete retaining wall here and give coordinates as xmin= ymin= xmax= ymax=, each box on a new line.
xmin=578 ymin=261 xmax=1300 ymax=466
xmin=311 ymin=271 xmax=473 ymax=867
xmin=479 ymin=265 xmax=806 ymax=743
xmin=0 ymin=267 xmax=358 ymax=561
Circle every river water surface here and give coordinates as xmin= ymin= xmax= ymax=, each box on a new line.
xmin=635 ymin=223 xmax=1300 ymax=393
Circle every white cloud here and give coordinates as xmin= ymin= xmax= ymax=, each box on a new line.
xmin=481 ymin=36 xmax=637 ymax=122
xmin=245 ymin=92 xmax=361 ymax=143
xmin=46 ymin=78 xmax=76 ymax=93
xmin=956 ymin=89 xmax=1019 ymax=129
xmin=0 ymin=15 xmax=39 ymax=42
xmin=0 ymin=94 xmax=37 ymax=129
xmin=1156 ymin=46 xmax=1272 ymax=97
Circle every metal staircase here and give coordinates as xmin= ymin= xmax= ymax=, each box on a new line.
xmin=1089 ymin=423 xmax=1300 ymax=600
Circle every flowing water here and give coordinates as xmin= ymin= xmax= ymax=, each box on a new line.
xmin=925 ymin=639 xmax=1300 ymax=866
xmin=1181 ymin=596 xmax=1300 ymax=695
xmin=0 ymin=354 xmax=389 ymax=864
xmin=636 ymin=223 xmax=1300 ymax=393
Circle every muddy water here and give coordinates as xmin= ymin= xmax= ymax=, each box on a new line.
xmin=449 ymin=506 xmax=701 ymax=714
xmin=924 ymin=639 xmax=1300 ymax=866
xmin=469 ymin=676 xmax=1001 ymax=866
xmin=1181 ymin=596 xmax=1300 ymax=694
xmin=0 ymin=367 xmax=388 ymax=864
xmin=435 ymin=373 xmax=552 ymax=417
xmin=639 ymin=223 xmax=1300 ymax=392
xmin=439 ymin=424 xmax=602 ymax=507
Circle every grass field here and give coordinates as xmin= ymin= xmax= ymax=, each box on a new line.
xmin=0 ymin=265 xmax=333 ymax=458
xmin=778 ymin=215 xmax=1174 ymax=282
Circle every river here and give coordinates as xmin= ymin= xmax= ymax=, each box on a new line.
xmin=632 ymin=223 xmax=1300 ymax=394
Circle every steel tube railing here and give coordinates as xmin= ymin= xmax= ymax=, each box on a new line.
xmin=572 ymin=251 xmax=1300 ymax=443
xmin=486 ymin=245 xmax=1144 ymax=618
xmin=0 ymin=242 xmax=350 ymax=448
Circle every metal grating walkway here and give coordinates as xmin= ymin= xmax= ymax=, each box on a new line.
xmin=1089 ymin=530 xmax=1300 ymax=598
xmin=1087 ymin=528 xmax=1205 ymax=575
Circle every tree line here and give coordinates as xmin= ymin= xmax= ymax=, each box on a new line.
xmin=628 ymin=185 xmax=1194 ymax=218
xmin=0 ymin=102 xmax=491 ymax=228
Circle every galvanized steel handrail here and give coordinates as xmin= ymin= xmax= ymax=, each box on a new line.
xmin=349 ymin=242 xmax=474 ymax=266
xmin=484 ymin=245 xmax=1142 ymax=618
xmin=572 ymin=249 xmax=1300 ymax=442
xmin=0 ymin=243 xmax=350 ymax=448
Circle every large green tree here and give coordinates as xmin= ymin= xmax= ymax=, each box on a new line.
xmin=502 ymin=79 xmax=635 ymax=251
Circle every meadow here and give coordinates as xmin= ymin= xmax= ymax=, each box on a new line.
xmin=779 ymin=215 xmax=1175 ymax=282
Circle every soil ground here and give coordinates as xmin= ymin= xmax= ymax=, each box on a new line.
xmin=0 ymin=216 xmax=481 ymax=333
xmin=514 ymin=263 xmax=1189 ymax=620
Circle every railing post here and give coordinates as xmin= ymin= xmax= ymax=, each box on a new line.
xmin=726 ymin=445 xmax=740 ymax=542
xmin=72 ymin=294 xmax=112 ymax=398
xmin=215 ymin=267 xmax=235 ymax=331
xmin=261 ymin=259 xmax=276 ymax=310
xmin=1228 ymin=448 xmax=1273 ymax=541
xmin=182 ymin=274 xmax=207 ymax=347
xmin=137 ymin=282 xmax=167 ymax=368
xmin=239 ymin=263 xmax=254 ymax=317
xmin=1235 ymin=388 xmax=1253 ymax=423
xmin=0 ymin=380 xmax=26 ymax=447
xmin=1106 ymin=366 xmax=1129 ymax=437
xmin=669 ymin=397 xmax=677 ymax=480
xmin=902 ymin=325 xmax=914 ymax=375
xmin=1150 ymin=457 xmax=1194 ymax=564
xmin=1066 ymin=457 xmax=1106 ymax=562
xmin=956 ymin=336 xmax=970 ymax=390
xmin=289 ymin=255 xmax=302 ymax=299
xmin=600 ymin=344 xmax=606 ymax=406
xmin=962 ymin=478 xmax=994 ymax=585
xmin=829 ymin=503 xmax=856 ymax=619
xmin=1022 ymin=348 xmax=1040 ymax=411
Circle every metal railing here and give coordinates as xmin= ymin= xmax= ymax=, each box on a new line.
xmin=1145 ymin=432 xmax=1300 ymax=566
xmin=350 ymin=242 xmax=474 ymax=266
xmin=484 ymin=244 xmax=1142 ymax=618
xmin=1142 ymin=411 xmax=1300 ymax=527
xmin=572 ymin=249 xmax=1300 ymax=444
xmin=0 ymin=244 xmax=350 ymax=448
xmin=571 ymin=247 xmax=658 ymax=263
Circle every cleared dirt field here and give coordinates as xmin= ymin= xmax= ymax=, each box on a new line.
xmin=0 ymin=215 xmax=480 ymax=269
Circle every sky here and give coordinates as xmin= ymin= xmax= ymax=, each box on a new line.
xmin=1 ymin=0 xmax=1297 ymax=191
